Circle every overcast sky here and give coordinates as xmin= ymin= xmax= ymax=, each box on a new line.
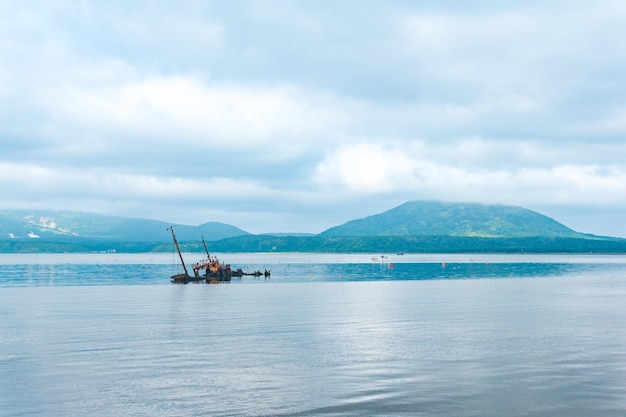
xmin=2 ymin=1 xmax=626 ymax=236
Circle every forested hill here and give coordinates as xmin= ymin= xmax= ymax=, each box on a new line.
xmin=0 ymin=210 xmax=249 ymax=242
xmin=321 ymin=201 xmax=588 ymax=238
xmin=2 ymin=202 xmax=625 ymax=254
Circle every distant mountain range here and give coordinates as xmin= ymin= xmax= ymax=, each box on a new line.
xmin=0 ymin=210 xmax=249 ymax=242
xmin=1 ymin=202 xmax=624 ymax=253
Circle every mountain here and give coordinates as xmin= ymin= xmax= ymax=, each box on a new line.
xmin=320 ymin=201 xmax=591 ymax=238
xmin=197 ymin=234 xmax=626 ymax=254
xmin=0 ymin=210 xmax=249 ymax=242
xmin=2 ymin=202 xmax=624 ymax=254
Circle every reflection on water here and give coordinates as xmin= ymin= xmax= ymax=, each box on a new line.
xmin=0 ymin=253 xmax=625 ymax=287
xmin=1 ymin=254 xmax=626 ymax=416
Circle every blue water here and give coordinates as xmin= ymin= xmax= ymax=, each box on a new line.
xmin=1 ymin=253 xmax=626 ymax=416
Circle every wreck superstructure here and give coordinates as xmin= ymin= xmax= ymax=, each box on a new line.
xmin=191 ymin=235 xmax=233 ymax=282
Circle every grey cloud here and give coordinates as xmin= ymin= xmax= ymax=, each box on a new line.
xmin=2 ymin=1 xmax=626 ymax=235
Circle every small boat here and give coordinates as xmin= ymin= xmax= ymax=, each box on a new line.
xmin=372 ymin=255 xmax=391 ymax=263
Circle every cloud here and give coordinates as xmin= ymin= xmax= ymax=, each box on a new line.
xmin=398 ymin=6 xmax=624 ymax=88
xmin=315 ymin=143 xmax=417 ymax=193
xmin=578 ymin=106 xmax=626 ymax=135
xmin=45 ymin=77 xmax=345 ymax=149
xmin=1 ymin=1 xmax=626 ymax=235
xmin=313 ymin=142 xmax=626 ymax=206
xmin=0 ymin=162 xmax=267 ymax=202
xmin=0 ymin=160 xmax=324 ymax=230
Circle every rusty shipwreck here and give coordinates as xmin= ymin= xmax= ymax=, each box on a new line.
xmin=167 ymin=226 xmax=239 ymax=284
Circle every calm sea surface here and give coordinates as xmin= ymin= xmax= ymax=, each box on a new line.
xmin=1 ymin=253 xmax=626 ymax=416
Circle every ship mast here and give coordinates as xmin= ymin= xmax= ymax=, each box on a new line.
xmin=167 ymin=226 xmax=189 ymax=276
xmin=202 ymin=235 xmax=211 ymax=260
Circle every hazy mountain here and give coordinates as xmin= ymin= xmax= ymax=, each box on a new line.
xmin=0 ymin=210 xmax=249 ymax=242
xmin=1 ymin=203 xmax=624 ymax=254
xmin=320 ymin=201 xmax=591 ymax=238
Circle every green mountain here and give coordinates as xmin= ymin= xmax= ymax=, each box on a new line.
xmin=0 ymin=210 xmax=249 ymax=242
xmin=197 ymin=234 xmax=626 ymax=254
xmin=2 ymin=202 xmax=624 ymax=254
xmin=320 ymin=201 xmax=590 ymax=238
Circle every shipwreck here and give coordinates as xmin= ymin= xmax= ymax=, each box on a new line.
xmin=167 ymin=226 xmax=237 ymax=284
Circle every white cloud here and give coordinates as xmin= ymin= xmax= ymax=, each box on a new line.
xmin=314 ymin=143 xmax=417 ymax=193
xmin=0 ymin=161 xmax=318 ymax=230
xmin=313 ymin=143 xmax=626 ymax=207
xmin=0 ymin=162 xmax=268 ymax=201
xmin=398 ymin=7 xmax=622 ymax=89
xmin=36 ymin=76 xmax=350 ymax=160
xmin=2 ymin=1 xmax=626 ymax=235
xmin=110 ymin=14 xmax=225 ymax=48
xmin=579 ymin=107 xmax=626 ymax=134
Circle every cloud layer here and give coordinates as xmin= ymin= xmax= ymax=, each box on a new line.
xmin=2 ymin=1 xmax=626 ymax=236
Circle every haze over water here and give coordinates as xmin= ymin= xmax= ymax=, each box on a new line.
xmin=1 ymin=253 xmax=626 ymax=416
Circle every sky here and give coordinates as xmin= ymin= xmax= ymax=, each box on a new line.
xmin=1 ymin=1 xmax=626 ymax=236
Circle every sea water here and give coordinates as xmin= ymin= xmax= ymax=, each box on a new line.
xmin=1 ymin=253 xmax=626 ymax=416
